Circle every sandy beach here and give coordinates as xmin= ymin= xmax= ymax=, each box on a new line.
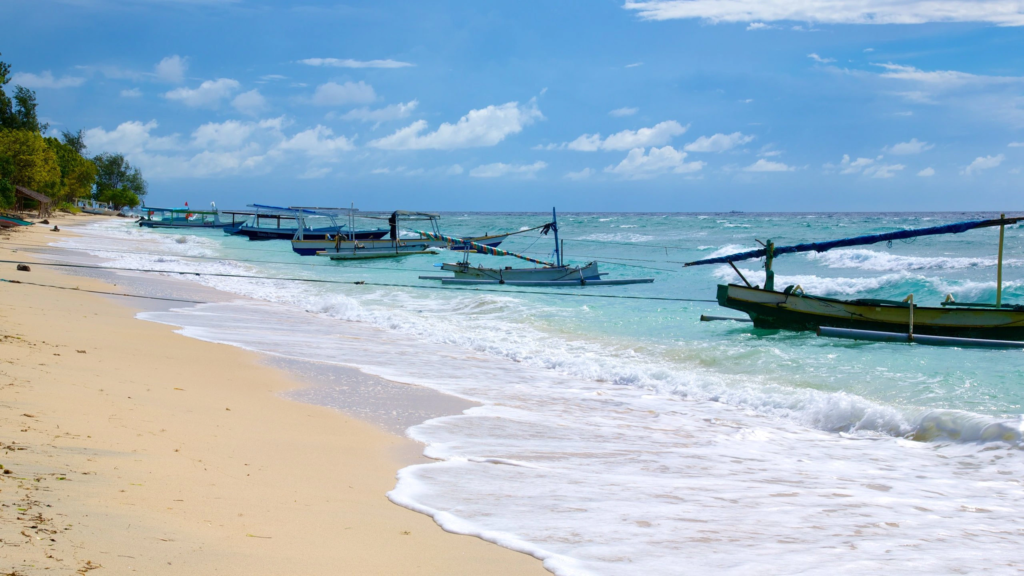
xmin=0 ymin=216 xmax=547 ymax=575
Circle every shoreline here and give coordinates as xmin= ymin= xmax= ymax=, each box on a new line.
xmin=0 ymin=215 xmax=549 ymax=575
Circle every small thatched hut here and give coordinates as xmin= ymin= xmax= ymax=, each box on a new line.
xmin=14 ymin=186 xmax=51 ymax=217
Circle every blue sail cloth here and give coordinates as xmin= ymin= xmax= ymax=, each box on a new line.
xmin=684 ymin=217 xmax=1023 ymax=267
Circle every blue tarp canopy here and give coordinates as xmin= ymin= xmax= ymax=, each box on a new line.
xmin=684 ymin=216 xmax=1024 ymax=267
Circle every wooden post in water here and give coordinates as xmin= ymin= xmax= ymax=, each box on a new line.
xmin=997 ymin=213 xmax=1005 ymax=308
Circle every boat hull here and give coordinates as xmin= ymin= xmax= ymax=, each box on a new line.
xmin=138 ymin=220 xmax=233 ymax=229
xmin=292 ymin=234 xmax=499 ymax=256
xmin=314 ymin=239 xmax=446 ymax=260
xmin=717 ymin=284 xmax=1024 ymax=341
xmin=440 ymin=261 xmax=602 ymax=281
xmin=238 ymin=227 xmax=388 ymax=241
xmin=0 ymin=215 xmax=33 ymax=227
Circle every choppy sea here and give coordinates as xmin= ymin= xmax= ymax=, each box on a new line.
xmin=56 ymin=213 xmax=1024 ymax=574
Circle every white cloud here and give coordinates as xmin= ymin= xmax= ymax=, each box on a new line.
xmin=609 ymin=107 xmax=639 ymax=117
xmin=567 ymin=120 xmax=687 ymax=152
xmin=874 ymin=62 xmax=1019 ymax=87
xmin=807 ymin=53 xmax=835 ymax=64
xmin=684 ymin=132 xmax=755 ymax=153
xmin=164 ymin=78 xmax=240 ymax=107
xmin=276 ymin=125 xmax=355 ymax=156
xmin=565 ymin=168 xmax=594 ymax=180
xmin=624 ymin=0 xmax=1024 ymax=26
xmin=370 ymin=101 xmax=542 ymax=150
xmin=447 ymin=164 xmax=464 ymax=175
xmin=864 ymin=48 xmax=875 ymax=52
xmin=744 ymin=159 xmax=795 ymax=172
xmin=962 ymin=154 xmax=1005 ymax=175
xmin=826 ymin=154 xmax=877 ymax=174
xmin=884 ymin=137 xmax=934 ymax=154
xmin=232 ymin=89 xmax=269 ymax=116
xmin=604 ymin=146 xmax=705 ymax=178
xmin=260 ymin=74 xmax=288 ymax=81
xmin=10 ymin=71 xmax=85 ymax=89
xmin=864 ymin=163 xmax=905 ymax=178
xmin=1009 ymin=142 xmax=1024 ymax=147
xmin=626 ymin=62 xmax=644 ymax=68
xmin=82 ymin=117 xmax=356 ymax=180
xmin=469 ymin=161 xmax=547 ymax=178
xmin=341 ymin=100 xmax=418 ymax=122
xmin=120 ymin=88 xmax=142 ymax=98
xmin=310 ymin=81 xmax=376 ymax=106
xmin=192 ymin=120 xmax=255 ymax=149
xmin=154 ymin=55 xmax=188 ymax=83
xmin=918 ymin=167 xmax=936 ymax=176
xmin=746 ymin=22 xmax=770 ymax=30
xmin=299 ymin=58 xmax=414 ymax=69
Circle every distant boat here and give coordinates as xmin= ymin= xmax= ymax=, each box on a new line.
xmin=78 ymin=200 xmax=118 ymax=216
xmin=419 ymin=208 xmax=654 ymax=287
xmin=686 ymin=215 xmax=1024 ymax=345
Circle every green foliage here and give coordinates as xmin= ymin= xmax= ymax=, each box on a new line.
xmin=98 ymin=187 xmax=139 ymax=210
xmin=44 ymin=137 xmax=97 ymax=204
xmin=93 ymin=152 xmax=147 ymax=200
xmin=0 ymin=53 xmax=47 ymax=133
xmin=0 ymin=154 xmax=13 ymax=209
xmin=0 ymin=130 xmax=61 ymax=199
xmin=60 ymin=129 xmax=87 ymax=155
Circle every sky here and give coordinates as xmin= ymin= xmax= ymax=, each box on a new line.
xmin=5 ymin=0 xmax=1024 ymax=212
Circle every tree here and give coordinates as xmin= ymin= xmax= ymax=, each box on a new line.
xmin=92 ymin=153 xmax=147 ymax=201
xmin=45 ymin=137 xmax=97 ymax=204
xmin=0 ymin=154 xmax=14 ymax=210
xmin=61 ymin=129 xmax=87 ymax=155
xmin=98 ymin=187 xmax=139 ymax=210
xmin=0 ymin=53 xmax=48 ymax=133
xmin=0 ymin=130 xmax=61 ymax=197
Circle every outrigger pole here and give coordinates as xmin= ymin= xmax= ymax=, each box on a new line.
xmin=684 ymin=216 xmax=1024 ymax=268
xmin=414 ymin=230 xmax=556 ymax=267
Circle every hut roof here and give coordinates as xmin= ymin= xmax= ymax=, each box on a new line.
xmin=14 ymin=186 xmax=51 ymax=204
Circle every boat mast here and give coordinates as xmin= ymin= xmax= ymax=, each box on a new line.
xmin=997 ymin=212 xmax=1005 ymax=307
xmin=764 ymin=240 xmax=775 ymax=292
xmin=552 ymin=207 xmax=561 ymax=267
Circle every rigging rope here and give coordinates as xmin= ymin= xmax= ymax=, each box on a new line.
xmin=0 ymin=259 xmax=717 ymax=303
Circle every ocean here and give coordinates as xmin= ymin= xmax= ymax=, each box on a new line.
xmin=56 ymin=212 xmax=1024 ymax=574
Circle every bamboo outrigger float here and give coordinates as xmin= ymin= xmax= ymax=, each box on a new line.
xmin=686 ymin=215 xmax=1024 ymax=346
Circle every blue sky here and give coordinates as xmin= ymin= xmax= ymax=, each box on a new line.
xmin=6 ymin=0 xmax=1024 ymax=211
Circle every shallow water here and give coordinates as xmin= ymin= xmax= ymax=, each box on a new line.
xmin=58 ymin=213 xmax=1024 ymax=574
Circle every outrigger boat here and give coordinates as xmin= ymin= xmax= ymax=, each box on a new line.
xmin=685 ymin=215 xmax=1024 ymax=346
xmin=294 ymin=209 xmax=509 ymax=257
xmin=138 ymin=205 xmax=233 ymax=229
xmin=418 ymin=208 xmax=654 ymax=287
xmin=227 ymin=204 xmax=389 ymax=241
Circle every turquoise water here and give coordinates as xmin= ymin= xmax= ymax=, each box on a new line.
xmin=62 ymin=212 xmax=1024 ymax=574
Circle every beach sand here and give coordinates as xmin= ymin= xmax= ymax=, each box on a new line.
xmin=0 ymin=216 xmax=548 ymax=575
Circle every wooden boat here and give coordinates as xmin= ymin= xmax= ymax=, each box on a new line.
xmin=418 ymin=209 xmax=654 ymax=287
xmin=138 ymin=205 xmax=233 ymax=229
xmin=686 ymin=215 xmax=1024 ymax=342
xmin=0 ymin=214 xmax=34 ymax=227
xmin=291 ymin=208 xmax=506 ymax=256
xmin=227 ymin=204 xmax=389 ymax=241
xmin=313 ymin=211 xmax=448 ymax=260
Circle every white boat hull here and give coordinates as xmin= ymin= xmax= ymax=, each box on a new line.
xmin=439 ymin=261 xmax=602 ymax=281
xmin=316 ymin=239 xmax=446 ymax=260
